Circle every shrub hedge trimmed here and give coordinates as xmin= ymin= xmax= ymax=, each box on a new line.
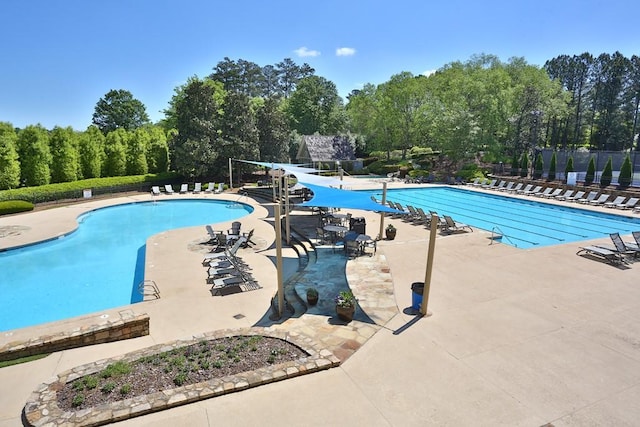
xmin=0 ymin=200 xmax=34 ymax=216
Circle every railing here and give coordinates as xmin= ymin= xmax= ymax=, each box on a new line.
xmin=490 ymin=226 xmax=517 ymax=248
xmin=138 ymin=280 xmax=160 ymax=299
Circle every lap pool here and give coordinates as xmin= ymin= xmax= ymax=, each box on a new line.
xmin=0 ymin=200 xmax=252 ymax=332
xmin=369 ymin=187 xmax=640 ymax=249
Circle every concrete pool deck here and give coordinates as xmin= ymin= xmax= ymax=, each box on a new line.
xmin=1 ymin=181 xmax=640 ymax=426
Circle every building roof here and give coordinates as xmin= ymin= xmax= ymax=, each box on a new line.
xmin=298 ymin=135 xmax=356 ymax=162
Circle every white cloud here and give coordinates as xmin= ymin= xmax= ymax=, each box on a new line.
xmin=294 ymin=47 xmax=320 ymax=57
xmin=336 ymin=47 xmax=356 ymax=57
xmin=422 ymin=69 xmax=437 ymax=77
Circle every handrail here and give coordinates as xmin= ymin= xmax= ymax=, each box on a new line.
xmin=490 ymin=226 xmax=518 ymax=248
xmin=138 ymin=280 xmax=160 ymax=299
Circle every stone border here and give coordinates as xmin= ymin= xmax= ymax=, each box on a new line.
xmin=24 ymin=327 xmax=340 ymax=427
xmin=0 ymin=311 xmax=149 ymax=362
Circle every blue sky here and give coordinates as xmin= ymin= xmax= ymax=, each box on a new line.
xmin=1 ymin=0 xmax=638 ymax=130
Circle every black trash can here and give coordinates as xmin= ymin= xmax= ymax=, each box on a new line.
xmin=350 ymin=217 xmax=366 ymax=235
xmin=411 ymin=282 xmax=424 ymax=310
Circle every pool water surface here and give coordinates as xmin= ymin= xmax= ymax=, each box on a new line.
xmin=0 ymin=200 xmax=251 ymax=332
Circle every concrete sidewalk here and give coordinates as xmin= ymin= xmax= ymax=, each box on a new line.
xmin=2 ymin=185 xmax=640 ymax=426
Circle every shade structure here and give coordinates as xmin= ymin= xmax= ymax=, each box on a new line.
xmin=299 ymin=183 xmax=401 ymax=214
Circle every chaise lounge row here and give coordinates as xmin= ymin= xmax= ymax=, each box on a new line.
xmin=151 ymin=182 xmax=224 ymax=196
xmin=578 ymin=231 xmax=640 ymax=265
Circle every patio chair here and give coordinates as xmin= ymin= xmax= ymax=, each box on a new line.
xmin=468 ymin=177 xmax=481 ymax=186
xmin=588 ymin=194 xmax=610 ymax=206
xmin=491 ymin=181 xmax=507 ymax=191
xmin=595 ymin=233 xmax=640 ymax=260
xmin=577 ymin=245 xmax=625 ymax=265
xmin=179 ymin=183 xmax=189 ymax=194
xmin=523 ymin=185 xmax=543 ymax=196
xmin=554 ymin=189 xmax=574 ymax=201
xmin=415 ymin=207 xmax=433 ymax=226
xmin=405 ymin=205 xmax=425 ymax=223
xmin=151 ymin=186 xmax=161 ymax=196
xmin=164 ymin=184 xmax=175 ymax=195
xmin=534 ymin=187 xmax=554 ymax=198
xmin=604 ymin=196 xmax=626 ymax=208
xmin=577 ymin=191 xmax=599 ymax=204
xmin=227 ymin=221 xmax=242 ymax=237
xmin=441 ymin=215 xmax=473 ymax=234
xmin=516 ymin=184 xmax=533 ymax=194
xmin=192 ymin=182 xmax=202 ymax=194
xmin=202 ymin=236 xmax=246 ymax=265
xmin=627 ymin=231 xmax=640 ymax=249
xmin=565 ymin=190 xmax=585 ymax=202
xmin=214 ymin=183 xmax=224 ymax=194
xmin=481 ymin=179 xmax=497 ymax=189
xmin=615 ymin=197 xmax=639 ymax=210
xmin=507 ymin=183 xmax=524 ymax=194
xmin=541 ymin=188 xmax=563 ymax=199
xmin=204 ymin=182 xmax=216 ymax=193
xmin=497 ymin=182 xmax=515 ymax=192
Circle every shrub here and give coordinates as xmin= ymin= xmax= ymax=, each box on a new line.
xmin=0 ymin=200 xmax=34 ymax=216
xmin=618 ymin=154 xmax=632 ymax=188
xmin=519 ymin=153 xmax=529 ymax=178
xmin=585 ymin=156 xmax=596 ymax=185
xmin=72 ymin=393 xmax=85 ymax=407
xmin=548 ymin=152 xmax=557 ymax=181
xmin=119 ymin=384 xmax=132 ymax=395
xmin=510 ymin=153 xmax=519 ymax=176
xmin=533 ymin=153 xmax=544 ymax=179
xmin=600 ymin=156 xmax=613 ymax=187
xmin=564 ymin=155 xmax=574 ymax=182
xmin=456 ymin=163 xmax=484 ymax=181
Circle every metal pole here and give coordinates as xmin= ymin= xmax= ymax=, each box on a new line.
xmin=420 ymin=214 xmax=437 ymax=317
xmin=285 ymin=175 xmax=291 ymax=245
xmin=275 ymin=203 xmax=284 ymax=318
xmin=228 ymin=158 xmax=233 ymax=190
xmin=378 ymin=182 xmax=387 ymax=241
xmin=271 ymin=164 xmax=277 ymax=203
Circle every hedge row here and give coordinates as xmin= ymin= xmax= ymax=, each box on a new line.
xmin=0 ymin=200 xmax=35 ymax=215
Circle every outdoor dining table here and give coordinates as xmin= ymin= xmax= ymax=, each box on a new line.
xmin=343 ymin=233 xmax=376 ymax=256
xmin=323 ymin=224 xmax=348 ymax=242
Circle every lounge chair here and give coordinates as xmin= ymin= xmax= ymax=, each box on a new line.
xmin=498 ymin=182 xmax=515 ymax=192
xmin=595 ymin=233 xmax=639 ymax=260
xmin=565 ymin=190 xmax=585 ymax=202
xmin=615 ymin=197 xmax=639 ymax=210
xmin=204 ymin=182 xmax=216 ymax=193
xmin=491 ymin=181 xmax=506 ymax=191
xmin=523 ymin=185 xmax=543 ymax=196
xmin=210 ymin=274 xmax=259 ymax=296
xmin=470 ymin=178 xmax=484 ymax=187
xmin=577 ymin=245 xmax=625 ymax=265
xmin=481 ymin=179 xmax=497 ymax=189
xmin=554 ymin=189 xmax=574 ymax=201
xmin=415 ymin=208 xmax=433 ymax=226
xmin=193 ymin=182 xmax=202 ymax=194
xmin=577 ymin=191 xmax=599 ymax=204
xmin=604 ymin=196 xmax=626 ymax=208
xmin=202 ymin=236 xmax=246 ymax=265
xmin=534 ymin=187 xmax=554 ymax=198
xmin=541 ymin=188 xmax=563 ymax=199
xmin=214 ymin=183 xmax=224 ymax=194
xmin=441 ymin=215 xmax=473 ymax=234
xmin=626 ymin=231 xmax=640 ymax=249
xmin=588 ymin=194 xmax=610 ymax=205
xmin=405 ymin=206 xmax=425 ymax=223
xmin=164 ymin=184 xmax=175 ymax=195
xmin=179 ymin=183 xmax=189 ymax=194
xmin=227 ymin=221 xmax=242 ymax=238
xmin=507 ymin=183 xmax=523 ymax=194
xmin=516 ymin=184 xmax=533 ymax=194
xmin=151 ymin=186 xmax=161 ymax=196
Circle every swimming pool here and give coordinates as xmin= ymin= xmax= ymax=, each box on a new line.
xmin=369 ymin=187 xmax=640 ymax=249
xmin=0 ymin=200 xmax=252 ymax=332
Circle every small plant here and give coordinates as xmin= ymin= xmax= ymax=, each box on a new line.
xmin=83 ymin=375 xmax=98 ymax=390
xmin=72 ymin=393 xmax=85 ymax=407
xmin=100 ymin=361 xmax=131 ymax=378
xmin=386 ymin=224 xmax=396 ymax=232
xmin=101 ymin=382 xmax=116 ymax=394
xmin=306 ymin=287 xmax=318 ymax=298
xmin=119 ymin=384 xmax=132 ymax=395
xmin=173 ymin=372 xmax=188 ymax=386
xmin=335 ymin=290 xmax=356 ymax=308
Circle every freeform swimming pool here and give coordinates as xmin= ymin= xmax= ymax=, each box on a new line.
xmin=0 ymin=200 xmax=252 ymax=332
xmin=369 ymin=187 xmax=640 ymax=249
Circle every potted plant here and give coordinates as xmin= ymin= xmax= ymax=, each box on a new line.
xmin=306 ymin=287 xmax=318 ymax=306
xmin=385 ymin=224 xmax=397 ymax=240
xmin=334 ymin=290 xmax=357 ymax=322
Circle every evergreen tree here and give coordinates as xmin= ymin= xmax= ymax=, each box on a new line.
xmin=520 ymin=152 xmax=529 ymax=178
xmin=585 ymin=156 xmax=596 ymax=185
xmin=533 ymin=153 xmax=544 ymax=179
xmin=564 ymin=155 xmax=574 ymax=182
xmin=0 ymin=122 xmax=21 ymax=189
xmin=49 ymin=126 xmax=79 ymax=183
xmin=146 ymin=127 xmax=169 ymax=173
xmin=103 ymin=128 xmax=128 ymax=176
xmin=618 ymin=154 xmax=632 ymax=187
xmin=17 ymin=125 xmax=51 ymax=186
xmin=548 ymin=152 xmax=557 ymax=181
xmin=79 ymin=126 xmax=104 ymax=179
xmin=510 ymin=152 xmax=519 ymax=176
xmin=126 ymin=128 xmax=149 ymax=175
xmin=600 ymin=156 xmax=613 ymax=186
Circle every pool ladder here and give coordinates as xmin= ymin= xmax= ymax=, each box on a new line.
xmin=138 ymin=280 xmax=160 ymax=300
xmin=490 ymin=226 xmax=517 ymax=248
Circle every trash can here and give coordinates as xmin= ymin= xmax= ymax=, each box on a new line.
xmin=411 ymin=282 xmax=424 ymax=311
xmin=350 ymin=217 xmax=366 ymax=235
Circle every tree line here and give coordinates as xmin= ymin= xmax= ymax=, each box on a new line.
xmin=1 ymin=52 xmax=638 ymax=190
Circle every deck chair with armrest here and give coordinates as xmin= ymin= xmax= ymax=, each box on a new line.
xmin=577 ymin=245 xmax=626 ymax=265
xmin=604 ymin=233 xmax=640 ymax=258
xmin=588 ymin=194 xmax=610 ymax=206
xmin=151 ymin=186 xmax=161 ymax=196
xmin=204 ymin=182 xmax=216 ymax=193
xmin=604 ymin=196 xmax=626 ymax=208
xmin=498 ymin=182 xmax=515 ymax=192
xmin=506 ymin=182 xmax=523 ymax=193
xmin=202 ymin=236 xmax=246 ymax=265
xmin=523 ymin=185 xmax=543 ymax=196
xmin=616 ymin=197 xmax=639 ymax=210
xmin=565 ymin=190 xmax=585 ymax=202
xmin=441 ymin=215 xmax=473 ymax=234
xmin=481 ymin=179 xmax=497 ymax=189
xmin=555 ymin=189 xmax=574 ymax=201
xmin=534 ymin=187 xmax=554 ymax=198
xmin=627 ymin=231 xmax=640 ymax=249
xmin=541 ymin=188 xmax=563 ymax=199
xmin=164 ymin=184 xmax=175 ymax=195
xmin=516 ymin=184 xmax=533 ymax=194
xmin=214 ymin=183 xmax=224 ymax=194
xmin=491 ymin=181 xmax=507 ymax=191
xmin=577 ymin=191 xmax=599 ymax=204
xmin=193 ymin=182 xmax=202 ymax=194
xmin=179 ymin=183 xmax=189 ymax=194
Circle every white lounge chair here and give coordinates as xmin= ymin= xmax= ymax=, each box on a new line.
xmin=214 ymin=183 xmax=224 ymax=194
xmin=179 ymin=183 xmax=189 ymax=194
xmin=615 ymin=197 xmax=639 ymax=210
xmin=523 ymin=185 xmax=543 ymax=196
xmin=534 ymin=187 xmax=554 ymax=198
xmin=441 ymin=215 xmax=473 ymax=234
xmin=204 ymin=182 xmax=216 ymax=193
xmin=151 ymin=186 xmax=161 ymax=196
xmin=604 ymin=196 xmax=626 ymax=208
xmin=588 ymin=194 xmax=610 ymax=205
xmin=193 ymin=182 xmax=202 ymax=194
xmin=541 ymin=188 xmax=563 ymax=199
xmin=565 ymin=190 xmax=585 ymax=202
xmin=164 ymin=184 xmax=175 ymax=195
xmin=555 ymin=189 xmax=574 ymax=201
xmin=577 ymin=191 xmax=598 ymax=204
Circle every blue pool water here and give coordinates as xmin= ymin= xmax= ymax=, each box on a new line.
xmin=0 ymin=200 xmax=252 ymax=332
xmin=367 ymin=187 xmax=640 ymax=249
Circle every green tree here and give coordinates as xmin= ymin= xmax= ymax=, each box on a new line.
xmin=92 ymin=89 xmax=150 ymax=134
xmin=103 ymin=128 xmax=128 ymax=176
xmin=519 ymin=152 xmax=529 ymax=177
xmin=585 ymin=156 xmax=596 ymax=185
xmin=618 ymin=154 xmax=632 ymax=187
xmin=146 ymin=126 xmax=169 ymax=173
xmin=17 ymin=125 xmax=51 ymax=186
xmin=548 ymin=152 xmax=557 ymax=181
xmin=276 ymin=58 xmax=315 ymax=98
xmin=510 ymin=152 xmax=519 ymax=176
xmin=564 ymin=155 xmax=574 ymax=180
xmin=0 ymin=122 xmax=21 ymax=189
xmin=78 ymin=126 xmax=104 ymax=178
xmin=126 ymin=128 xmax=149 ymax=175
xmin=217 ymin=92 xmax=260 ymax=178
xmin=600 ymin=156 xmax=613 ymax=186
xmin=285 ymin=75 xmax=346 ymax=135
xmin=49 ymin=126 xmax=79 ymax=183
xmin=533 ymin=153 xmax=544 ymax=179
xmin=256 ymin=97 xmax=290 ymax=162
